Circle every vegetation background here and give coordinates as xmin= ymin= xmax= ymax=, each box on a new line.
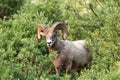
xmin=0 ymin=0 xmax=120 ymax=80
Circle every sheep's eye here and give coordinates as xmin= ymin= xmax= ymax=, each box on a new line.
xmin=52 ymin=34 xmax=56 ymax=38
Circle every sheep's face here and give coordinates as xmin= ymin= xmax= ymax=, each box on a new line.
xmin=40 ymin=28 xmax=57 ymax=47
xmin=45 ymin=31 xmax=57 ymax=47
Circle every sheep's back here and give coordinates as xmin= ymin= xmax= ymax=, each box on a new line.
xmin=62 ymin=40 xmax=88 ymax=65
xmin=72 ymin=40 xmax=89 ymax=66
xmin=72 ymin=40 xmax=92 ymax=60
xmin=72 ymin=40 xmax=86 ymax=48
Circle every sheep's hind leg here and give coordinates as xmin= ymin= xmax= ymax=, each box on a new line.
xmin=77 ymin=69 xmax=81 ymax=76
xmin=86 ymin=62 xmax=92 ymax=69
xmin=66 ymin=62 xmax=72 ymax=74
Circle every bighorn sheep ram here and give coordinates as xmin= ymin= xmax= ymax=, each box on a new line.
xmin=37 ymin=22 xmax=92 ymax=75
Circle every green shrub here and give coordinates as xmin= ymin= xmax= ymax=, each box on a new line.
xmin=0 ymin=0 xmax=24 ymax=19
xmin=0 ymin=0 xmax=120 ymax=80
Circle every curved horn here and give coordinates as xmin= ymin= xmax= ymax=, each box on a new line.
xmin=52 ymin=22 xmax=68 ymax=40
xmin=37 ymin=24 xmax=47 ymax=41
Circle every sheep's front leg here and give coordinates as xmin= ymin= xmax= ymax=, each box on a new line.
xmin=53 ymin=60 xmax=61 ymax=75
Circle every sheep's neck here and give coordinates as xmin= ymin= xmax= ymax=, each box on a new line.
xmin=50 ymin=38 xmax=64 ymax=53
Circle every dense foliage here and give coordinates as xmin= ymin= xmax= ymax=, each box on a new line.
xmin=0 ymin=0 xmax=24 ymax=19
xmin=0 ymin=0 xmax=120 ymax=80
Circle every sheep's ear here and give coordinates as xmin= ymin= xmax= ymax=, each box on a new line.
xmin=37 ymin=24 xmax=47 ymax=42
xmin=51 ymin=22 xmax=68 ymax=40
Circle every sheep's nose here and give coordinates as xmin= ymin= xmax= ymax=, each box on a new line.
xmin=47 ymin=41 xmax=52 ymax=47
xmin=47 ymin=42 xmax=51 ymax=45
xmin=47 ymin=40 xmax=52 ymax=47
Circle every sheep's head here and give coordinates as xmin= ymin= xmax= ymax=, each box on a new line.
xmin=37 ymin=22 xmax=68 ymax=47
